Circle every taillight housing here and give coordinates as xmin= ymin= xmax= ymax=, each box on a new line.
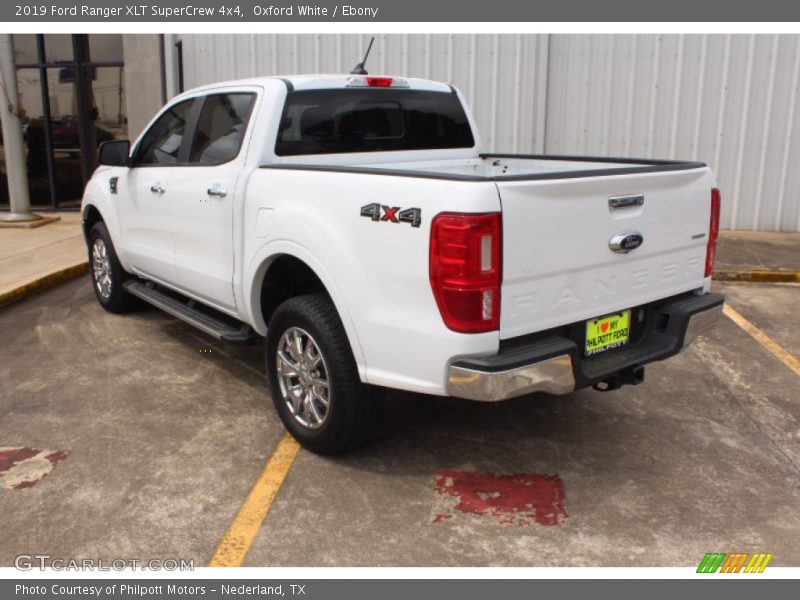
xmin=430 ymin=212 xmax=501 ymax=333
xmin=705 ymin=188 xmax=721 ymax=277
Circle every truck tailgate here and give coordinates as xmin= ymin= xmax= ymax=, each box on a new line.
xmin=497 ymin=167 xmax=712 ymax=339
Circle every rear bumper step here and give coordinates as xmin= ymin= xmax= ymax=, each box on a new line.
xmin=447 ymin=291 xmax=724 ymax=402
xmin=123 ymin=280 xmax=255 ymax=344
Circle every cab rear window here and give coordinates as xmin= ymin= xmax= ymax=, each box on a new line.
xmin=275 ymin=89 xmax=474 ymax=156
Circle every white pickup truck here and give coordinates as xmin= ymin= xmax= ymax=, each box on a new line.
xmin=82 ymin=74 xmax=724 ymax=453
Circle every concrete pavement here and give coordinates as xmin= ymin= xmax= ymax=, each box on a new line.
xmin=0 ymin=222 xmax=798 ymax=567
xmin=0 ymin=276 xmax=798 ymax=567
xmin=716 ymin=230 xmax=800 ymax=273
xmin=715 ymin=231 xmax=800 ymax=282
xmin=0 ymin=212 xmax=86 ymax=308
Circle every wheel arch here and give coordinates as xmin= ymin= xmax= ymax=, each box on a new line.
xmin=82 ymin=204 xmax=104 ymax=241
xmin=246 ymin=245 xmax=367 ymax=379
xmin=81 ymin=190 xmax=132 ymax=272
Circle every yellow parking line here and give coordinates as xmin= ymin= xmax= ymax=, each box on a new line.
xmin=208 ymin=433 xmax=301 ymax=567
xmin=723 ymin=305 xmax=800 ymax=377
xmin=714 ymin=269 xmax=800 ymax=284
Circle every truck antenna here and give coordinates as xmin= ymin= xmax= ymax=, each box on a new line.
xmin=350 ymin=37 xmax=375 ymax=75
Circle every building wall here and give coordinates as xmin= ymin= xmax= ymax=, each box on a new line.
xmin=171 ymin=34 xmax=550 ymax=155
xmin=546 ymin=34 xmax=800 ymax=232
xmin=173 ymin=33 xmax=800 ymax=232
xmin=122 ymin=35 xmax=164 ymax=141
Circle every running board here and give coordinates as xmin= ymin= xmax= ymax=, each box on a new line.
xmin=123 ymin=280 xmax=255 ymax=344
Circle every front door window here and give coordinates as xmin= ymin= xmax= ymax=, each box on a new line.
xmin=134 ymin=99 xmax=195 ymax=166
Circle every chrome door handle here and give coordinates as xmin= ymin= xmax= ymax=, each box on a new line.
xmin=207 ymin=186 xmax=227 ymax=198
xmin=150 ymin=184 xmax=165 ymax=194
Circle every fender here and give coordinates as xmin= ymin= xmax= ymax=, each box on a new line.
xmin=81 ymin=175 xmax=132 ymax=273
xmin=244 ymin=240 xmax=368 ymax=380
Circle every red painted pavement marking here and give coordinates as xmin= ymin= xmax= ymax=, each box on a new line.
xmin=0 ymin=447 xmax=70 ymax=490
xmin=433 ymin=470 xmax=567 ymax=526
xmin=0 ymin=447 xmax=40 ymax=473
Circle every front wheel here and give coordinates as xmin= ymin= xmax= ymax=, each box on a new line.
xmin=87 ymin=222 xmax=136 ymax=313
xmin=266 ymin=294 xmax=383 ymax=454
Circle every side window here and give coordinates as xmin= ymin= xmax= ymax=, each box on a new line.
xmin=188 ymin=93 xmax=256 ymax=164
xmin=134 ymin=99 xmax=195 ymax=166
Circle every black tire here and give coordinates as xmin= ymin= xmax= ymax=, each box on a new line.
xmin=266 ymin=293 xmax=383 ymax=454
xmin=87 ymin=222 xmax=137 ymax=313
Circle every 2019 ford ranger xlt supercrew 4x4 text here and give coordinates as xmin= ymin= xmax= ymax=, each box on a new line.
xmin=82 ymin=74 xmax=724 ymax=453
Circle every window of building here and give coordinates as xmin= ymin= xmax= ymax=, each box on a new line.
xmin=1 ymin=34 xmax=127 ymax=211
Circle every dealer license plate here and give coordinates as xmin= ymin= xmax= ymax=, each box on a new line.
xmin=585 ymin=310 xmax=631 ymax=356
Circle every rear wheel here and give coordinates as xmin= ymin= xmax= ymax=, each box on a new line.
xmin=266 ymin=294 xmax=383 ymax=454
xmin=88 ymin=222 xmax=136 ymax=313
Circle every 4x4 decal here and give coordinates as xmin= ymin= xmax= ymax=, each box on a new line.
xmin=360 ymin=203 xmax=422 ymax=228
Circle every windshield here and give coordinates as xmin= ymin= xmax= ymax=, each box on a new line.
xmin=275 ymin=89 xmax=474 ymax=156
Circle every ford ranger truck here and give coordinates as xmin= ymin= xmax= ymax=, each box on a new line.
xmin=82 ymin=75 xmax=724 ymax=453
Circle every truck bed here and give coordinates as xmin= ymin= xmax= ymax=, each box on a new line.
xmin=262 ymin=152 xmax=713 ymax=342
xmin=265 ymin=154 xmax=706 ymax=182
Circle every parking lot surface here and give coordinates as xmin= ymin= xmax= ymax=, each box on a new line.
xmin=1 ymin=277 xmax=799 ymax=567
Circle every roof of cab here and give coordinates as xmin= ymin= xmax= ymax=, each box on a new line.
xmin=178 ymin=74 xmax=454 ymax=96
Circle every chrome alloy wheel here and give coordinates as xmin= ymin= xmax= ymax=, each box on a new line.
xmin=91 ymin=238 xmax=113 ymax=300
xmin=276 ymin=327 xmax=331 ymax=429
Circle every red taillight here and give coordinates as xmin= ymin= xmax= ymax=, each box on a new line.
xmin=430 ymin=213 xmax=501 ymax=333
xmin=366 ymin=77 xmax=393 ymax=88
xmin=705 ymin=188 xmax=721 ymax=277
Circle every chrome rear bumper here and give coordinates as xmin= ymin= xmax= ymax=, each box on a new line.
xmin=447 ymin=355 xmax=575 ymax=402
xmin=682 ymin=303 xmax=724 ymax=348
xmin=447 ymin=291 xmax=724 ymax=402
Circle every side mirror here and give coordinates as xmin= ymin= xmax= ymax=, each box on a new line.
xmin=98 ymin=140 xmax=130 ymax=167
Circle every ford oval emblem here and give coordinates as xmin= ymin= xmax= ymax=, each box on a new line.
xmin=609 ymin=232 xmax=644 ymax=254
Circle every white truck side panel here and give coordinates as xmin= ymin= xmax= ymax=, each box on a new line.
xmin=241 ymin=169 xmax=501 ymax=395
xmin=82 ymin=172 xmax=132 ymax=272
